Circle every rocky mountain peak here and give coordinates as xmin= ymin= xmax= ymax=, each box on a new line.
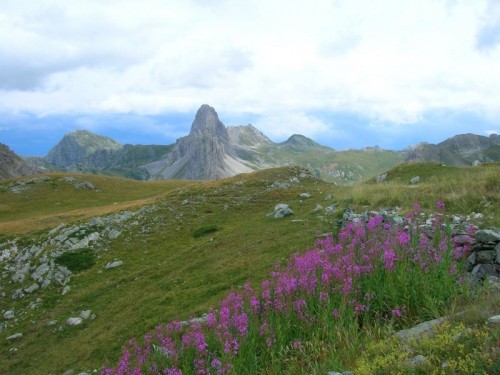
xmin=190 ymin=104 xmax=229 ymax=140
xmin=46 ymin=130 xmax=123 ymax=169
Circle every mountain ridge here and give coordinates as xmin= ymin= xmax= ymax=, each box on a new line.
xmin=5 ymin=105 xmax=498 ymax=183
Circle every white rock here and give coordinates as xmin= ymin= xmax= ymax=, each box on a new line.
xmin=6 ymin=332 xmax=22 ymax=340
xmin=67 ymin=317 xmax=83 ymax=326
xmin=487 ymin=315 xmax=500 ymax=327
xmin=62 ymin=286 xmax=70 ymax=295
xmin=105 ymin=260 xmax=123 ymax=269
xmin=80 ymin=310 xmax=92 ymax=320
xmin=4 ymin=310 xmax=15 ymax=320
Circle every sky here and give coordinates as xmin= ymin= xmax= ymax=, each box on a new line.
xmin=0 ymin=0 xmax=499 ymax=156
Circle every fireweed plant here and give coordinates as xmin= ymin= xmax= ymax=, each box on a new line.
xmin=102 ymin=202 xmax=475 ymax=374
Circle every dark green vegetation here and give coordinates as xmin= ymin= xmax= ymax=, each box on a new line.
xmin=0 ymin=163 xmax=499 ymax=374
xmin=54 ymin=250 xmax=96 ymax=272
xmin=192 ymin=225 xmax=219 ymax=238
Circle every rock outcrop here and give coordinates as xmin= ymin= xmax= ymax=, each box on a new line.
xmin=0 ymin=144 xmax=39 ymax=179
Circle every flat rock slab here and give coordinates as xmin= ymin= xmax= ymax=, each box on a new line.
xmin=395 ymin=317 xmax=446 ymax=343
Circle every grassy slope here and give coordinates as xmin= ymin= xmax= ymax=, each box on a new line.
xmin=0 ymin=163 xmax=499 ymax=374
xmin=255 ymin=144 xmax=404 ymax=184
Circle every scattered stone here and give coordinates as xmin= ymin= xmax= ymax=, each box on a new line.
xmin=108 ymin=229 xmax=121 ymax=240
xmin=4 ymin=310 xmax=15 ymax=320
xmin=12 ymin=289 xmax=25 ymax=299
xmin=313 ymin=204 xmax=323 ymax=212
xmin=325 ymin=205 xmax=337 ymax=215
xmin=24 ymin=283 xmax=39 ymax=294
xmin=410 ymin=176 xmax=420 ymax=184
xmin=75 ymin=181 xmax=95 ymax=190
xmin=299 ymin=192 xmax=311 ymax=198
xmin=47 ymin=320 xmax=58 ymax=326
xmin=327 ymin=372 xmax=352 ymax=375
xmin=105 ymin=260 xmax=124 ymax=270
xmin=80 ymin=310 xmax=92 ymax=320
xmin=67 ymin=317 xmax=83 ymax=326
xmin=325 ymin=194 xmax=332 ymax=201
xmin=267 ymin=204 xmax=293 ymax=219
xmin=181 ymin=199 xmax=189 ymax=205
xmin=6 ymin=332 xmax=22 ymax=340
xmin=62 ymin=285 xmax=70 ymax=295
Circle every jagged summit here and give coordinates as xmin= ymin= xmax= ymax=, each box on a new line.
xmin=190 ymin=105 xmax=229 ymax=140
xmin=143 ymin=105 xmax=253 ymax=180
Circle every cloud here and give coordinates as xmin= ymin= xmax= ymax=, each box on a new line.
xmin=476 ymin=0 xmax=500 ymax=51
xmin=0 ymin=0 xmax=499 ymax=144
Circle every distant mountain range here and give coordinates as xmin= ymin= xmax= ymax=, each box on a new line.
xmin=1 ymin=105 xmax=499 ymax=183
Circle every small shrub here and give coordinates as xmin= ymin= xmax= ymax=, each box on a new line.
xmin=192 ymin=225 xmax=219 ymax=238
xmin=55 ymin=249 xmax=96 ymax=272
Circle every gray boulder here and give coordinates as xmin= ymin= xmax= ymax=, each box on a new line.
xmin=67 ymin=317 xmax=83 ymax=326
xmin=476 ymin=229 xmax=500 ymax=243
xmin=3 ymin=310 xmax=15 ymax=320
xmin=395 ymin=317 xmax=446 ymax=343
xmin=410 ymin=176 xmax=420 ymax=184
xmin=267 ymin=204 xmax=293 ymax=219
xmin=80 ymin=310 xmax=92 ymax=320
xmin=24 ymin=283 xmax=39 ymax=294
xmin=108 ymin=229 xmax=121 ymax=240
xmin=487 ymin=315 xmax=500 ymax=327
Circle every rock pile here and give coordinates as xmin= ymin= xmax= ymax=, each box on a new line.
xmin=466 ymin=229 xmax=500 ymax=280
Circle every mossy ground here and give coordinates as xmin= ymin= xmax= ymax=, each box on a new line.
xmin=0 ymin=163 xmax=498 ymax=374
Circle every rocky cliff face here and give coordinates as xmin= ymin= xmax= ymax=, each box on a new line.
xmin=0 ymin=144 xmax=38 ymax=179
xmin=46 ymin=130 xmax=123 ymax=169
xmin=144 ymin=105 xmax=254 ymax=180
xmin=405 ymin=133 xmax=500 ymax=166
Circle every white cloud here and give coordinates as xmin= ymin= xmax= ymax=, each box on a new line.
xmin=484 ymin=129 xmax=499 ymax=136
xmin=0 ymin=0 xmax=499 ymax=138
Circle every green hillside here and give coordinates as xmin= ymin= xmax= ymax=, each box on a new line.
xmin=0 ymin=164 xmax=499 ymax=374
